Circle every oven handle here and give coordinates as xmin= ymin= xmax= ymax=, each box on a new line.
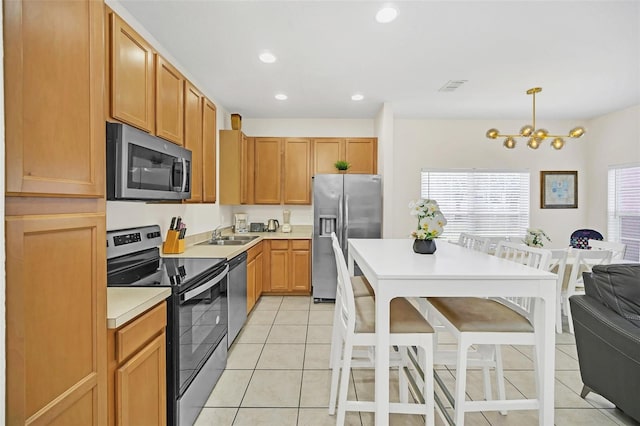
xmin=181 ymin=264 xmax=229 ymax=302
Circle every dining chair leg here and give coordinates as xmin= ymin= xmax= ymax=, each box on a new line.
xmin=482 ymin=364 xmax=492 ymax=401
xmin=495 ymin=346 xmax=507 ymax=415
xmin=454 ymin=338 xmax=471 ymax=426
xmin=566 ymin=297 xmax=575 ymax=334
xmin=399 ymin=346 xmax=409 ymax=404
xmin=336 ymin=334 xmax=355 ymax=426
xmin=423 ymin=340 xmax=435 ymax=426
xmin=328 ymin=335 xmax=343 ymax=415
xmin=556 ymin=284 xmax=563 ymax=333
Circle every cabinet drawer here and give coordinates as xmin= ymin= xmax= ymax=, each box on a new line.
xmin=116 ymin=302 xmax=167 ymax=364
xmin=291 ymin=240 xmax=310 ymax=250
xmin=269 ymin=240 xmax=289 ymax=250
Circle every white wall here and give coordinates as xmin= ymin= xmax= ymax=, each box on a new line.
xmin=393 ymin=118 xmax=591 ymax=248
xmin=584 ymin=104 xmax=640 ymax=235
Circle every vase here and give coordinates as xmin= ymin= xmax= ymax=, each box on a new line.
xmin=413 ymin=239 xmax=437 ymax=254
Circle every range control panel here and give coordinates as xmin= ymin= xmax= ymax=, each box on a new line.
xmin=107 ymin=225 xmax=163 ymax=259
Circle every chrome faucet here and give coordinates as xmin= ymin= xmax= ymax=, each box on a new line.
xmin=211 ymin=225 xmax=225 ymax=240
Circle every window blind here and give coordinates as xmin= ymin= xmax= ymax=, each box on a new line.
xmin=608 ymin=164 xmax=640 ymax=261
xmin=421 ymin=169 xmax=530 ymax=242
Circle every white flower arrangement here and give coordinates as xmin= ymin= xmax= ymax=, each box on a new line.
xmin=409 ymin=199 xmax=447 ymax=240
xmin=524 ymin=228 xmax=551 ymax=247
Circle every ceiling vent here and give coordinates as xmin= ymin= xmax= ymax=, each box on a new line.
xmin=438 ymin=80 xmax=468 ymax=92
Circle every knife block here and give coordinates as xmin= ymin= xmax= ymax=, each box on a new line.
xmin=162 ymin=230 xmax=185 ymax=254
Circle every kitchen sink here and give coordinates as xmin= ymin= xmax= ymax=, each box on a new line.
xmin=198 ymin=235 xmax=259 ymax=246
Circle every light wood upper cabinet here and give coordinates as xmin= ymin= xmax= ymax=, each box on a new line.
xmin=202 ymin=99 xmax=217 ymax=203
xmin=254 ymin=138 xmax=283 ymax=204
xmin=312 ymin=138 xmax=344 ymax=175
xmin=6 ymin=211 xmax=107 ymax=425
xmin=220 ymin=130 xmax=253 ymax=205
xmin=184 ymin=82 xmax=203 ymax=203
xmin=345 ymin=138 xmax=377 ymax=174
xmin=155 ymin=55 xmax=185 ymax=145
xmin=283 ymin=138 xmax=313 ymax=204
xmin=312 ymin=138 xmax=377 ymax=175
xmin=4 ymin=0 xmax=105 ymax=197
xmin=109 ymin=13 xmax=154 ymax=133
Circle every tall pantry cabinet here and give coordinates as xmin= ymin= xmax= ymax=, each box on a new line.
xmin=4 ymin=0 xmax=107 ymax=424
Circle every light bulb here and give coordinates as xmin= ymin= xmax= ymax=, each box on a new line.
xmin=527 ymin=138 xmax=540 ymax=149
xmin=534 ymin=128 xmax=548 ymax=140
xmin=486 ymin=128 xmax=499 ymax=139
xmin=551 ymin=138 xmax=565 ymax=150
xmin=569 ymin=127 xmax=585 ymax=138
xmin=520 ymin=125 xmax=534 ymax=137
xmin=503 ymin=137 xmax=516 ymax=149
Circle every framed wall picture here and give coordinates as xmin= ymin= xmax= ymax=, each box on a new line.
xmin=540 ymin=170 xmax=578 ymax=209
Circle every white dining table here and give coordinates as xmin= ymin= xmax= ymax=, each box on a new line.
xmin=347 ymin=238 xmax=558 ymax=426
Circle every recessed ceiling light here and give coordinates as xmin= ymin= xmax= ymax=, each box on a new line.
xmin=351 ymin=94 xmax=364 ymax=101
xmin=259 ymin=51 xmax=277 ymax=63
xmin=275 ymin=93 xmax=288 ymax=100
xmin=375 ymin=6 xmax=398 ymax=23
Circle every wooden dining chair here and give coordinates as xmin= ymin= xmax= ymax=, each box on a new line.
xmin=548 ymin=249 xmax=569 ymax=333
xmin=564 ymin=248 xmax=613 ymax=334
xmin=588 ymin=239 xmax=626 ymax=260
xmin=328 ymin=233 xmax=436 ymax=426
xmin=457 ymin=233 xmax=491 ymax=253
xmin=424 ymin=241 xmax=551 ymax=425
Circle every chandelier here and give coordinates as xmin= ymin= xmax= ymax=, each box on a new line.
xmin=486 ymin=87 xmax=585 ymax=150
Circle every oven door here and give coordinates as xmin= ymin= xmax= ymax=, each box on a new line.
xmin=171 ymin=263 xmax=228 ymax=426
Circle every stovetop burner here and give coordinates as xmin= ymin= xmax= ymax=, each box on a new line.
xmin=106 ymin=225 xmax=226 ymax=289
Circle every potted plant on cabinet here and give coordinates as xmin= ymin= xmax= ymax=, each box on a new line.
xmin=334 ymin=160 xmax=350 ymax=173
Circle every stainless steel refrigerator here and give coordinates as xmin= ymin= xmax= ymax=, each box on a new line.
xmin=312 ymin=174 xmax=382 ymax=301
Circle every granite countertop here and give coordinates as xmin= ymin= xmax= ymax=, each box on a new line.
xmin=107 ymin=287 xmax=172 ymax=329
xmin=161 ymin=225 xmax=313 ymax=260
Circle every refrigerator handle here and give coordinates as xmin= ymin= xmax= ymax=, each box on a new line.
xmin=343 ymin=194 xmax=350 ymax=248
xmin=337 ymin=194 xmax=344 ymax=247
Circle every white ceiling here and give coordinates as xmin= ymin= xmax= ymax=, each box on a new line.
xmin=118 ymin=0 xmax=640 ymax=121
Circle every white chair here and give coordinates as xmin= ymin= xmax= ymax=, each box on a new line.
xmin=588 ymin=239 xmax=626 ymax=260
xmin=457 ymin=233 xmax=491 ymax=253
xmin=424 ymin=241 xmax=551 ymax=425
xmin=328 ymin=233 xmax=436 ymax=426
xmin=548 ymin=249 xmax=569 ymax=333
xmin=564 ymin=248 xmax=613 ymax=334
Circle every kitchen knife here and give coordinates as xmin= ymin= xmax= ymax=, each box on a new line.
xmin=175 ymin=216 xmax=182 ymax=230
xmin=169 ymin=216 xmax=176 ymax=230
xmin=179 ymin=228 xmax=186 ymax=239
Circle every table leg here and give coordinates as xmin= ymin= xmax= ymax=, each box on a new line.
xmin=534 ymin=290 xmax=556 ymax=426
xmin=375 ymin=289 xmax=391 ymax=426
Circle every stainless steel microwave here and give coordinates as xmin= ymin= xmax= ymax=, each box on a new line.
xmin=107 ymin=122 xmax=192 ymax=201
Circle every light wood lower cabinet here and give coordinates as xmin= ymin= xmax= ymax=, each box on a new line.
xmin=6 ymin=205 xmax=107 ymax=425
xmin=247 ymin=242 xmax=264 ymax=312
xmin=263 ymin=239 xmax=311 ymax=294
xmin=108 ymin=302 xmax=167 ymax=426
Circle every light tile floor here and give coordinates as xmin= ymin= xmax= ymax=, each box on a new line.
xmin=195 ymin=296 xmax=639 ymax=426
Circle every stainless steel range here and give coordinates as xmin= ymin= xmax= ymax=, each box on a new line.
xmin=106 ymin=225 xmax=228 ymax=426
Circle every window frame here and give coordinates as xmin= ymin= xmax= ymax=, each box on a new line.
xmin=607 ymin=163 xmax=640 ymax=262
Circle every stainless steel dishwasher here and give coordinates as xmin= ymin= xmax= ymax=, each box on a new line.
xmin=227 ymin=252 xmax=247 ymax=347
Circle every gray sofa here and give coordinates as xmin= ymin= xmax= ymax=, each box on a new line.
xmin=569 ymin=263 xmax=640 ymax=423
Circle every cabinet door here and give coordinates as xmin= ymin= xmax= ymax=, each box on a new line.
xmin=116 ymin=334 xmax=166 ymax=426
xmin=269 ymin=249 xmax=289 ymax=292
xmin=247 ymin=257 xmax=256 ymax=312
xmin=254 ymin=138 xmax=282 ymax=204
xmin=283 ymin=138 xmax=312 ymax=205
xmin=202 ymin=99 xmax=217 ymax=203
xmin=4 ymin=0 xmax=105 ymax=197
xmin=241 ymin=136 xmax=255 ymax=205
xmin=345 ymin=138 xmax=377 ymax=174
xmin=6 ymin=212 xmax=106 ymax=425
xmin=155 ymin=55 xmax=184 ymax=145
xmin=290 ymin=241 xmax=311 ymax=292
xmin=312 ymin=138 xmax=344 ymax=175
xmin=109 ymin=13 xmax=154 ymax=133
xmin=255 ymin=252 xmax=264 ymax=300
xmin=184 ymin=82 xmax=203 ymax=202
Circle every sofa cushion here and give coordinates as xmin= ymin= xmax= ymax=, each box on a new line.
xmin=583 ymin=263 xmax=640 ymax=327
